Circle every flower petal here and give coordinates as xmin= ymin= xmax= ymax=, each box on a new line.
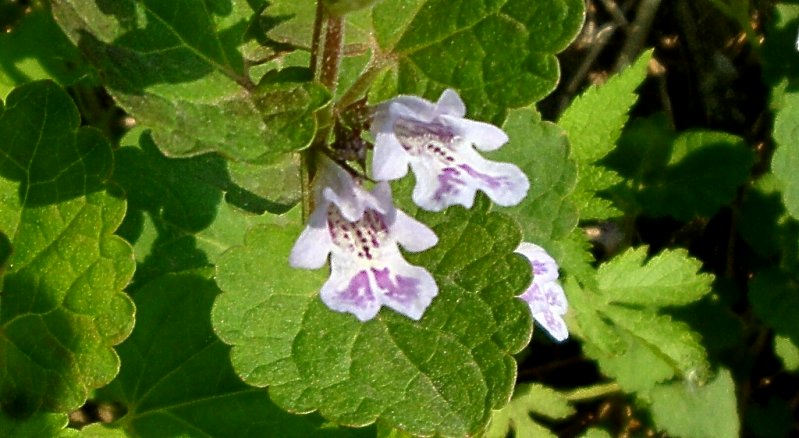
xmin=456 ymin=155 xmax=529 ymax=207
xmin=440 ymin=114 xmax=508 ymax=151
xmin=436 ymin=88 xmax=466 ymax=117
xmin=391 ymin=209 xmax=438 ymax=252
xmin=321 ymin=257 xmax=382 ymax=321
xmin=289 ymin=207 xmax=333 ymax=269
xmin=372 ymin=258 xmax=438 ymax=320
xmin=409 ymin=161 xmax=478 ymax=212
xmin=533 ymin=309 xmax=569 ymax=342
xmin=516 ymin=242 xmax=560 ymax=282
xmin=542 ymin=281 xmax=568 ymax=314
xmin=372 ymin=130 xmax=410 ymax=181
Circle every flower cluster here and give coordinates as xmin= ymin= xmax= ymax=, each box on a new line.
xmin=290 ymin=89 xmax=567 ymax=331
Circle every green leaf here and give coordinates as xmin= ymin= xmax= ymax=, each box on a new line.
xmin=52 ymin=1 xmax=330 ymax=163
xmin=750 ymin=268 xmax=799 ymax=347
xmin=0 ymin=3 xmax=91 ymax=99
xmin=560 ymin=50 xmax=651 ymax=163
xmin=213 ymin=197 xmax=532 ymax=436
xmin=0 ymin=412 xmax=78 ymax=438
xmin=609 ymin=116 xmax=753 ymax=221
xmin=650 ymin=369 xmax=739 ymax=438
xmin=0 ymin=81 xmax=135 ymax=415
xmin=763 ymin=4 xmax=799 ymax=220
xmin=371 ymin=0 xmax=585 ymax=122
xmin=485 ymin=383 xmax=575 ymax=438
xmin=558 ymin=50 xmax=650 ymax=219
xmin=738 ymin=174 xmax=799 ymax=259
xmin=775 ymin=335 xmax=799 ymax=372
xmin=88 ymin=270 xmax=371 ymax=437
xmin=597 ymin=247 xmax=711 ymax=306
xmin=113 ymin=128 xmax=292 ymax=286
xmin=572 ymin=247 xmax=713 ymax=390
xmin=495 ymin=109 xmax=593 ymax=282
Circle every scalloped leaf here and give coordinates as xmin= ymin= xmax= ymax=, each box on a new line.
xmin=493 ymin=108 xmax=595 ymax=283
xmin=113 ymin=128 xmax=294 ymax=287
xmin=0 ymin=3 xmax=90 ymax=99
xmin=51 ymin=0 xmax=329 ymax=163
xmin=212 ymin=197 xmax=532 ymax=436
xmin=485 ymin=383 xmax=575 ymax=438
xmin=0 ymin=412 xmax=78 ymax=437
xmin=370 ymin=0 xmax=585 ymax=122
xmin=763 ymin=4 xmax=799 ymax=220
xmin=571 ymin=247 xmax=713 ymax=391
xmin=0 ymin=81 xmax=135 ymax=417
xmin=86 ymin=270 xmax=372 ymax=437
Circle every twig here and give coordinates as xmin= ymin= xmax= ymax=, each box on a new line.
xmin=613 ymin=0 xmax=662 ymax=71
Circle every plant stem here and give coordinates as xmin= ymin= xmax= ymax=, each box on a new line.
xmin=564 ymin=382 xmax=621 ymax=401
xmin=320 ymin=15 xmax=344 ymax=92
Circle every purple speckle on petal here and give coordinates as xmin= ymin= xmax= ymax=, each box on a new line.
xmin=433 ymin=167 xmax=466 ymax=201
xmin=458 ymin=164 xmax=507 ymax=189
xmin=372 ymin=267 xmax=421 ymax=304
xmin=531 ymin=260 xmax=548 ymax=276
xmin=336 ymin=270 xmax=376 ymax=309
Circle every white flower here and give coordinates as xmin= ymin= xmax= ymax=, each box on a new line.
xmin=290 ymin=157 xmax=439 ymax=321
xmin=371 ymin=88 xmax=529 ymax=211
xmin=515 ymin=242 xmax=569 ymax=342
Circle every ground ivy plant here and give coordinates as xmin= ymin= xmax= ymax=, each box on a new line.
xmin=2 ymin=0 xmax=788 ymax=436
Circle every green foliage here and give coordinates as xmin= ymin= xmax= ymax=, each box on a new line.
xmin=485 ymin=383 xmax=575 ymax=438
xmin=650 ymin=369 xmax=739 ymax=438
xmin=608 ymin=115 xmax=753 ymax=221
xmin=0 ymin=81 xmax=135 ymax=417
xmin=571 ymin=247 xmax=714 ymax=392
xmin=85 ymin=270 xmax=370 ymax=437
xmin=763 ymin=4 xmax=799 ymax=219
xmin=750 ymin=269 xmax=799 ymax=351
xmin=51 ymin=1 xmax=330 ymax=163
xmin=112 ymin=128 xmax=290 ymax=287
xmin=371 ymin=0 xmax=585 ymax=122
xmin=559 ymin=50 xmax=652 ymax=219
xmin=0 ymin=2 xmax=90 ymax=98
xmin=213 ymin=197 xmax=532 ymax=436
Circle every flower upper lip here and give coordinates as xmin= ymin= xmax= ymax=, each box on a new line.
xmin=370 ymin=88 xmax=529 ymax=212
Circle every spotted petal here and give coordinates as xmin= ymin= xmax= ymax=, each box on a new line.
xmin=371 ymin=88 xmax=529 ymax=211
xmin=291 ymin=159 xmax=439 ymax=321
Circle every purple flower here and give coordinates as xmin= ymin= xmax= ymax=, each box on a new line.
xmin=371 ymin=89 xmax=529 ymax=212
xmin=516 ymin=242 xmax=569 ymax=342
xmin=290 ymin=157 xmax=439 ymax=321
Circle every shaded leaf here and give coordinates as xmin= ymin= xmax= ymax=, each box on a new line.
xmin=52 ymin=0 xmax=329 ymax=163
xmin=0 ymin=3 xmax=90 ymax=98
xmin=650 ymin=369 xmax=738 ymax=438
xmin=88 ymin=271 xmax=371 ymax=437
xmin=0 ymin=81 xmax=135 ymax=416
xmin=113 ymin=128 xmax=291 ymax=287
xmin=609 ymin=115 xmax=753 ymax=221
xmin=750 ymin=268 xmax=799 ymax=346
xmin=485 ymin=383 xmax=574 ymax=438
xmin=213 ymin=197 xmax=532 ymax=436
xmin=763 ymin=4 xmax=799 ymax=220
xmin=0 ymin=412 xmax=78 ymax=438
